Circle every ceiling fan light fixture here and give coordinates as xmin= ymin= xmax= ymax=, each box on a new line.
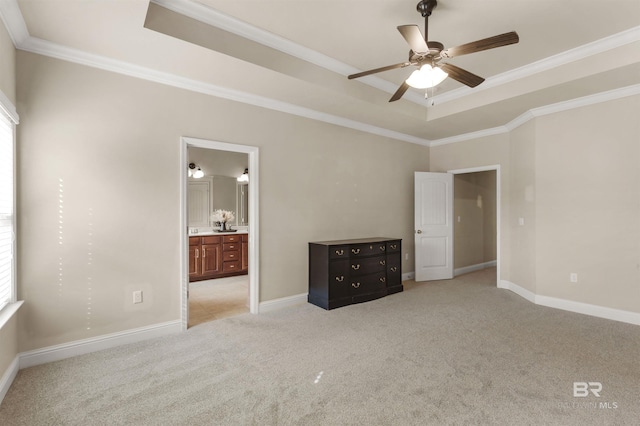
xmin=405 ymin=64 xmax=448 ymax=89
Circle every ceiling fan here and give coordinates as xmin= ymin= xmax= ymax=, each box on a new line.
xmin=347 ymin=0 xmax=519 ymax=102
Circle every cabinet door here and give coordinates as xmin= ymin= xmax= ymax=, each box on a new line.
xmin=201 ymin=243 xmax=222 ymax=276
xmin=188 ymin=245 xmax=201 ymax=279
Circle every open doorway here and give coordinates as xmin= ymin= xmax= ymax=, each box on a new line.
xmin=187 ymin=147 xmax=249 ymax=326
xmin=450 ymin=166 xmax=501 ymax=286
xmin=180 ymin=137 xmax=259 ymax=331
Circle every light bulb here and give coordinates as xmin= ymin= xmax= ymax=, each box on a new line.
xmin=405 ymin=64 xmax=448 ymax=89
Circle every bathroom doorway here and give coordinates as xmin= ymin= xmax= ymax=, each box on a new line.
xmin=180 ymin=137 xmax=260 ymax=330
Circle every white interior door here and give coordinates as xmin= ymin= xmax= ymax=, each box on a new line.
xmin=415 ymin=172 xmax=453 ymax=281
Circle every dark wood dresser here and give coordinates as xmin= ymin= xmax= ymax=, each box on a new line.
xmin=308 ymin=237 xmax=402 ymax=310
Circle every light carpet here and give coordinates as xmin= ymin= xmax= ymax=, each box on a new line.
xmin=1 ymin=268 xmax=639 ymax=425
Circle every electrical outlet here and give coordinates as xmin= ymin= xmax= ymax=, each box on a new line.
xmin=133 ymin=290 xmax=143 ymax=304
xmin=570 ymin=273 xmax=578 ymax=283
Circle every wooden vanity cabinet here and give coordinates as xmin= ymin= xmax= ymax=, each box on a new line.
xmin=308 ymin=237 xmax=402 ymax=310
xmin=189 ymin=234 xmax=248 ymax=281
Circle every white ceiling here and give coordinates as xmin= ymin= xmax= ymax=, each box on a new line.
xmin=5 ymin=0 xmax=640 ymax=144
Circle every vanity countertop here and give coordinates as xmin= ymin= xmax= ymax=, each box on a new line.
xmin=189 ymin=230 xmax=248 ymax=237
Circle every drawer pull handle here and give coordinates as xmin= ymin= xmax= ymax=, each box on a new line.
xmin=379 ymin=260 xmax=386 ymax=266
xmin=351 ymin=248 xmax=360 ymax=255
xmin=380 ymin=277 xmax=386 ymax=283
xmin=195 ymin=248 xmax=199 ymax=258
xmin=390 ymin=244 xmax=397 ymax=249
xmin=352 ymin=282 xmax=360 ymax=288
xmin=391 ymin=267 xmax=398 ymax=272
xmin=351 ymin=264 xmax=361 ymax=270
xmin=335 ymin=249 xmax=344 ymax=256
xmin=335 ymin=276 xmax=344 ymax=282
xmin=229 ymin=254 xmax=234 ymax=258
xmin=379 ymin=246 xmax=386 ymax=251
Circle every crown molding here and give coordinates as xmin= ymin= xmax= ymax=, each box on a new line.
xmin=0 ymin=0 xmax=28 ymax=46
xmin=151 ymin=0 xmax=428 ymax=105
xmin=16 ymin=36 xmax=431 ymax=146
xmin=431 ymin=26 xmax=640 ymax=106
xmin=429 ymin=84 xmax=640 ymax=147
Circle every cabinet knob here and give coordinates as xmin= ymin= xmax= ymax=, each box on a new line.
xmin=352 ymin=282 xmax=360 ymax=288
xmin=351 ymin=264 xmax=361 ymax=270
xmin=335 ymin=276 xmax=344 ymax=282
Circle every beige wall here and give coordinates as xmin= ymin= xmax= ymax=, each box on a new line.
xmin=432 ymin=95 xmax=640 ymax=315
xmin=0 ymin=18 xmax=18 ymax=391
xmin=509 ymin=121 xmax=537 ymax=293
xmin=454 ymin=171 xmax=496 ymax=269
xmin=535 ymin=96 xmax=640 ymax=311
xmin=15 ymin=51 xmax=429 ymax=352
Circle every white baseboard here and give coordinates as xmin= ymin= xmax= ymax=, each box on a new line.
xmin=0 ymin=355 xmax=19 ymax=406
xmin=499 ymin=280 xmax=537 ymax=304
xmin=402 ymin=271 xmax=415 ymax=281
xmin=500 ymin=280 xmax=640 ymax=326
xmin=455 ymin=261 xmax=497 ymax=277
xmin=19 ymin=320 xmax=182 ymax=369
xmin=259 ymin=293 xmax=307 ymax=313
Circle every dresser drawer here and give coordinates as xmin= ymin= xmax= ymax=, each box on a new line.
xmin=349 ymin=242 xmax=387 ymax=257
xmin=349 ymin=271 xmax=386 ymax=296
xmin=349 ymin=256 xmax=387 ymax=276
xmin=386 ymin=241 xmax=400 ymax=253
xmin=329 ymin=245 xmax=349 ymax=259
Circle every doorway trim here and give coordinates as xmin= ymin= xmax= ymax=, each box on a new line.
xmin=180 ymin=137 xmax=260 ymax=331
xmin=448 ymin=165 xmax=501 ymax=287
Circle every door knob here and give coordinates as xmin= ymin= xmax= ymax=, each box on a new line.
xmin=416 ymin=230 xmax=422 ymax=234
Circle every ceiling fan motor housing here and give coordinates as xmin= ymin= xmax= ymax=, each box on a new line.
xmin=417 ymin=0 xmax=437 ymax=17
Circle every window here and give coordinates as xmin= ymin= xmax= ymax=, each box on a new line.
xmin=0 ymin=101 xmax=16 ymax=311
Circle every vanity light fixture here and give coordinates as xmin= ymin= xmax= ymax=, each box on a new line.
xmin=188 ymin=162 xmax=204 ymax=179
xmin=237 ymin=168 xmax=249 ymax=183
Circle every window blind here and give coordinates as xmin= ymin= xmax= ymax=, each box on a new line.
xmin=0 ymin=109 xmax=14 ymax=311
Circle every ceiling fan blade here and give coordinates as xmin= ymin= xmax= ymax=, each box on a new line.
xmin=389 ymin=81 xmax=410 ymax=102
xmin=441 ymin=31 xmax=519 ymax=58
xmin=397 ymin=25 xmax=430 ymax=54
xmin=439 ymin=63 xmax=485 ymax=88
xmin=348 ymin=62 xmax=411 ymax=80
